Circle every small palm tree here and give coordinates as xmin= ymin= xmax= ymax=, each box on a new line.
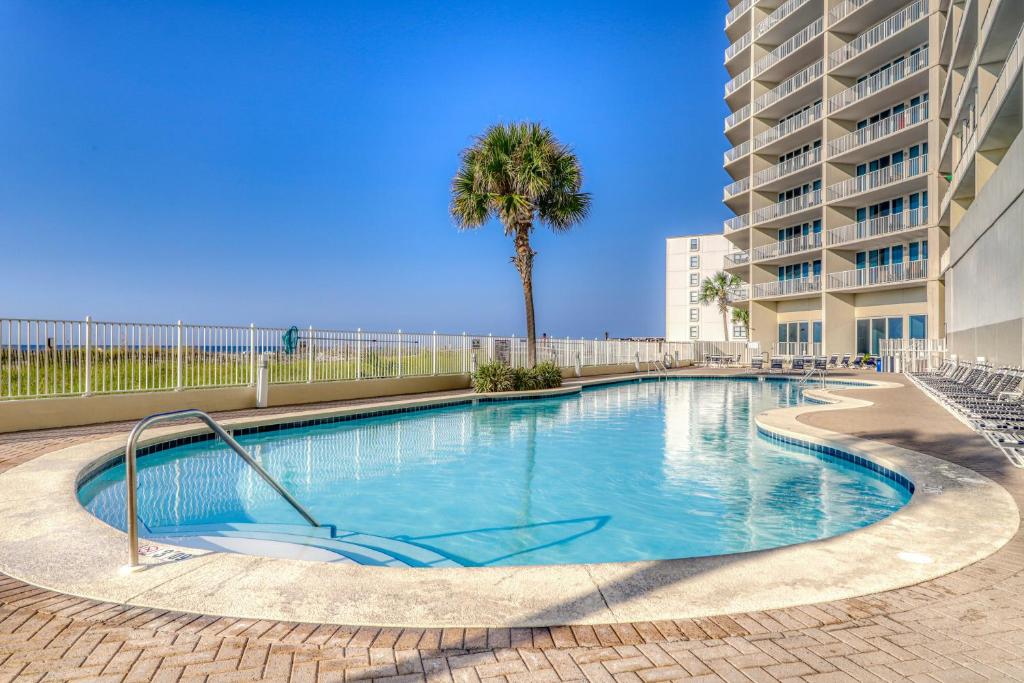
xmin=731 ymin=307 xmax=749 ymax=338
xmin=698 ymin=271 xmax=742 ymax=341
xmin=450 ymin=122 xmax=590 ymax=367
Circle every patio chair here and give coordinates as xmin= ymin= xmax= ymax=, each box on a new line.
xmin=750 ymin=357 xmax=764 ymax=371
xmin=791 ymin=357 xmax=806 ymax=372
xmin=839 ymin=353 xmax=852 ymax=368
xmin=814 ymin=357 xmax=828 ymax=372
xmin=827 ymin=354 xmax=839 ymax=368
xmin=769 ymin=357 xmax=784 ymax=373
xmin=851 ymin=356 xmax=864 ymax=369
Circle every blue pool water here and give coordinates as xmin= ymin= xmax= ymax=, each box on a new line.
xmin=79 ymin=379 xmax=911 ymax=566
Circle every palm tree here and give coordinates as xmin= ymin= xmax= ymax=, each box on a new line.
xmin=450 ymin=122 xmax=590 ymax=367
xmin=698 ymin=271 xmax=742 ymax=341
xmin=731 ymin=307 xmax=749 ymax=338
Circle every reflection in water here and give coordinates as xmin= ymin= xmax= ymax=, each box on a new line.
xmin=80 ymin=379 xmax=910 ymax=566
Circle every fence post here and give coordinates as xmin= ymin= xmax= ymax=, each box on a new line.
xmin=488 ymin=333 xmax=493 ymax=362
xmin=175 ymin=320 xmax=183 ymax=391
xmin=83 ymin=316 xmax=92 ymax=396
xmin=462 ymin=332 xmax=468 ymax=373
xmin=307 ymin=325 xmax=314 ymax=384
xmin=432 ymin=331 xmax=437 ymax=375
xmin=511 ymin=333 xmax=517 ymax=366
xmin=397 ymin=330 xmax=403 ymax=378
xmin=248 ymin=323 xmax=256 ymax=385
xmin=356 ymin=328 xmax=362 ymax=380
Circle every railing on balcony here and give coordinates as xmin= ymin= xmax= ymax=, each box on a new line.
xmin=725 ymin=67 xmax=752 ymax=97
xmin=753 ymin=146 xmax=821 ymax=187
xmin=829 ymin=259 xmax=928 ymax=290
xmin=725 ymin=139 xmax=751 ymax=164
xmin=724 ymin=251 xmax=750 ymax=267
xmin=753 ymin=102 xmax=823 ymax=150
xmin=827 ymin=154 xmax=928 ymax=202
xmin=752 ymin=276 xmax=821 ymax=298
xmin=726 ymin=0 xmax=755 ymax=28
xmin=751 ymin=232 xmax=822 ymax=261
xmin=829 ymin=0 xmax=871 ymax=26
xmin=751 ymin=189 xmax=822 ymax=224
xmin=828 ymin=101 xmax=929 ymax=156
xmin=727 ymin=285 xmax=750 ymax=303
xmin=724 ymin=176 xmax=751 ymax=200
xmin=725 ymin=103 xmax=752 ymax=131
xmin=827 ymin=208 xmax=929 ymax=246
xmin=756 ymin=0 xmax=812 ymax=38
xmin=724 ymin=213 xmax=751 ymax=232
xmin=829 ymin=0 xmax=928 ymax=70
xmin=752 ymin=60 xmax=823 ymax=114
xmin=752 ymin=18 xmax=823 ymax=77
xmin=726 ymin=30 xmax=752 ymax=63
xmin=828 ymin=48 xmax=929 ymax=113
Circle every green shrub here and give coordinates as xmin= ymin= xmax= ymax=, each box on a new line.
xmin=472 ymin=360 xmax=564 ymax=393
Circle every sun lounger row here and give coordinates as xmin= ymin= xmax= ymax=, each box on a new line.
xmin=749 ymin=353 xmax=879 ymax=373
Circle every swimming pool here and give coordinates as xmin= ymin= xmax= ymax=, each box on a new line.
xmin=79 ymin=378 xmax=912 ymax=567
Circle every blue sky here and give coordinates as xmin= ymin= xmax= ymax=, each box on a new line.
xmin=1 ymin=1 xmax=731 ymax=337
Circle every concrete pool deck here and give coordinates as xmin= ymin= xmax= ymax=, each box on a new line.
xmin=2 ymin=370 xmax=1024 ymax=681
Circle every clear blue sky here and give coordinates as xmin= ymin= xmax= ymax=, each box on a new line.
xmin=1 ymin=1 xmax=732 ymax=337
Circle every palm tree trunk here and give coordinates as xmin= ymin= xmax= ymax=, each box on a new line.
xmin=513 ymin=225 xmax=537 ymax=367
xmin=723 ymin=312 xmax=729 ymax=342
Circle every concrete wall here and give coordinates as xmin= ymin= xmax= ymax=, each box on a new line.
xmin=0 ymin=363 xmax=661 ymax=434
xmin=945 ymin=130 xmax=1024 ymax=366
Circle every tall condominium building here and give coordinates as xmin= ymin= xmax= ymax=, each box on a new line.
xmin=722 ymin=0 xmax=946 ymax=357
xmin=666 ymin=233 xmax=748 ymax=342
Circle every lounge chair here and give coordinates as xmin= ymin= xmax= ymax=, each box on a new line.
xmin=851 ymin=356 xmax=864 ymax=369
xmin=827 ymin=354 xmax=839 ymax=368
xmin=750 ymin=357 xmax=764 ymax=371
xmin=814 ymin=356 xmax=828 ymax=372
xmin=839 ymin=353 xmax=851 ymax=368
xmin=769 ymin=357 xmax=784 ymax=373
xmin=791 ymin=357 xmax=806 ymax=372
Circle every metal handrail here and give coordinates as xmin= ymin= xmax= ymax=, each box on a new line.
xmin=123 ymin=408 xmax=321 ymax=570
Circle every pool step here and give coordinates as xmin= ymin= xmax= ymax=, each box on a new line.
xmin=146 ymin=522 xmax=461 ymax=568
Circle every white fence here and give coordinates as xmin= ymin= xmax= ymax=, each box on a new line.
xmin=0 ymin=317 xmax=751 ymax=400
xmin=880 ymin=338 xmax=947 ymax=373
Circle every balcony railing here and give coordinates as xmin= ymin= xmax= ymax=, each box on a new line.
xmin=727 ymin=285 xmax=750 ymax=303
xmin=827 ymin=208 xmax=929 ymax=246
xmin=828 ymin=101 xmax=929 ymax=156
xmin=826 ymin=154 xmax=928 ymax=202
xmin=751 ymin=189 xmax=822 ymax=224
xmin=753 ymin=102 xmax=822 ymax=150
xmin=753 ymin=60 xmax=823 ymax=114
xmin=828 ymin=48 xmax=929 ymax=113
xmin=726 ymin=0 xmax=755 ymax=29
xmin=725 ymin=139 xmax=751 ymax=164
xmin=753 ymin=146 xmax=821 ymax=187
xmin=756 ymin=0 xmax=812 ymax=38
xmin=829 ymin=0 xmax=871 ymax=26
xmin=828 ymin=259 xmax=928 ymax=290
xmin=725 ymin=213 xmax=751 ymax=232
xmin=752 ymin=18 xmax=823 ymax=77
xmin=829 ymin=0 xmax=928 ymax=70
xmin=752 ymin=276 xmax=821 ymax=298
xmin=724 ymin=176 xmax=751 ymax=200
xmin=726 ymin=30 xmax=752 ymax=63
xmin=725 ymin=67 xmax=752 ymax=97
xmin=725 ymin=103 xmax=752 ymax=131
xmin=725 ymin=251 xmax=750 ymax=267
xmin=751 ymin=232 xmax=822 ymax=261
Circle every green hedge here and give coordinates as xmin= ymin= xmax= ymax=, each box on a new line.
xmin=472 ymin=360 xmax=563 ymax=393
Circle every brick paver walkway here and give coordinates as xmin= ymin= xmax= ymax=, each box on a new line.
xmin=2 ymin=374 xmax=1024 ymax=682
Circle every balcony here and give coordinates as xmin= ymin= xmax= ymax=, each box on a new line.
xmin=724 ymin=213 xmax=750 ymax=232
xmin=725 ymin=103 xmax=752 ymax=131
xmin=723 ymin=176 xmax=750 ymax=202
xmin=726 ymin=0 xmax=755 ymax=31
xmin=752 ymin=276 xmax=821 ymax=299
xmin=828 ymin=0 xmax=929 ymax=75
xmin=828 ymin=48 xmax=929 ymax=115
xmin=827 ymin=208 xmax=930 ymax=247
xmin=752 ymin=18 xmax=823 ymax=79
xmin=751 ymin=189 xmax=822 ymax=226
xmin=828 ymin=101 xmax=929 ymax=159
xmin=756 ymin=0 xmax=813 ymax=40
xmin=751 ymin=232 xmax=822 ymax=262
xmin=828 ymin=259 xmax=928 ymax=291
xmin=727 ymin=285 xmax=750 ymax=303
xmin=829 ymin=0 xmax=872 ymax=27
xmin=752 ymin=102 xmax=822 ymax=151
xmin=725 ymin=67 xmax=751 ymax=98
xmin=726 ymin=30 xmax=752 ymax=64
xmin=724 ymin=251 xmax=750 ymax=268
xmin=753 ymin=146 xmax=821 ymax=189
xmin=724 ymin=139 xmax=751 ymax=166
xmin=752 ymin=60 xmax=823 ymax=116
xmin=826 ymin=155 xmax=928 ymax=204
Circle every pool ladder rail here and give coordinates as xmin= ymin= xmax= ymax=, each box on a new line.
xmin=645 ymin=358 xmax=669 ymax=379
xmin=122 ymin=408 xmax=327 ymax=572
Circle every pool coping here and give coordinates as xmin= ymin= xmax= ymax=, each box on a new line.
xmin=0 ymin=373 xmax=1017 ymax=627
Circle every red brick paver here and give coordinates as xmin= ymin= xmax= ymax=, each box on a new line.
xmin=2 ymin=373 xmax=1024 ymax=682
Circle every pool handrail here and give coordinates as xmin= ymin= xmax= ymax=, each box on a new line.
xmin=123 ymin=408 xmax=321 ymax=570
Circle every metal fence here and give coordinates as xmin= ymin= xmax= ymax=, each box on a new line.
xmin=879 ymin=338 xmax=947 ymax=373
xmin=0 ymin=317 xmax=749 ymax=400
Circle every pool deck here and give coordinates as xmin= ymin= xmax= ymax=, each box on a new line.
xmin=2 ymin=370 xmax=1024 ymax=681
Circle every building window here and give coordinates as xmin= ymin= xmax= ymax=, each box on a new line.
xmin=733 ymin=325 xmax=747 ymax=339
xmin=689 ymin=326 xmax=699 ymax=339
xmin=689 ymin=238 xmax=699 ymax=251
xmin=689 ymin=308 xmax=700 ymax=322
xmin=909 ymin=315 xmax=927 ymax=339
xmin=689 ymin=255 xmax=700 ymax=268
xmin=689 ymin=290 xmax=699 ymax=303
xmin=856 ymin=316 xmax=908 ymax=355
xmin=689 ymin=273 xmax=699 ymax=286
